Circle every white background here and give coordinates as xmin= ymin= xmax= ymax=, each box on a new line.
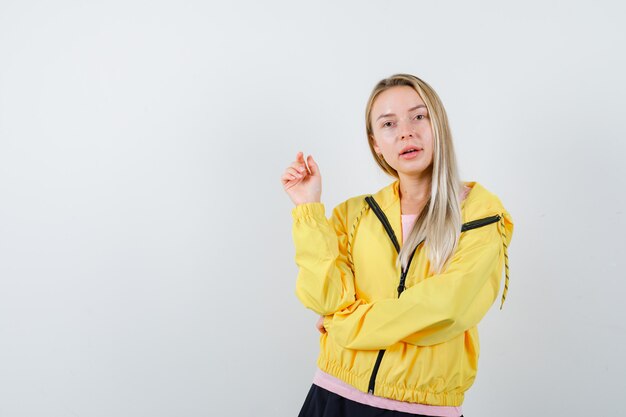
xmin=1 ymin=1 xmax=625 ymax=416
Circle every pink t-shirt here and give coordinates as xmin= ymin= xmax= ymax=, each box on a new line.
xmin=312 ymin=186 xmax=472 ymax=416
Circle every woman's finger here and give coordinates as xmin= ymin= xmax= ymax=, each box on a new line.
xmin=287 ymin=166 xmax=304 ymax=179
xmin=297 ymin=151 xmax=307 ymax=166
xmin=306 ymin=155 xmax=319 ymax=176
xmin=290 ymin=161 xmax=307 ymax=173
xmin=281 ymin=174 xmax=301 ymax=188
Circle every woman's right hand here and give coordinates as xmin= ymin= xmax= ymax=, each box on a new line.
xmin=281 ymin=151 xmax=322 ymax=206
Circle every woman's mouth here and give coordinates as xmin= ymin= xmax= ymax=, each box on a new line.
xmin=399 ymin=148 xmax=422 ymax=159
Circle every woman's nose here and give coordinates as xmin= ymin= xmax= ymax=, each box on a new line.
xmin=398 ymin=121 xmax=414 ymax=139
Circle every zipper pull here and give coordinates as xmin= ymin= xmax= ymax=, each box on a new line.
xmin=397 ymin=270 xmax=407 ymax=296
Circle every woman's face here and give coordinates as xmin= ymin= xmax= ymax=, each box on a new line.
xmin=370 ymin=86 xmax=434 ymax=178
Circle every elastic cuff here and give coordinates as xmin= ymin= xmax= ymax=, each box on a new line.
xmin=291 ymin=202 xmax=326 ymax=220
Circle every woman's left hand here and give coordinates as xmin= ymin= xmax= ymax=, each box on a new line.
xmin=315 ymin=315 xmax=326 ymax=334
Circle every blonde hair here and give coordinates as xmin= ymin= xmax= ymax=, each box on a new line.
xmin=365 ymin=74 xmax=464 ymax=273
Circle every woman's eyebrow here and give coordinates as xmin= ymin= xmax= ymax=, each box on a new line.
xmin=376 ymin=105 xmax=427 ymax=121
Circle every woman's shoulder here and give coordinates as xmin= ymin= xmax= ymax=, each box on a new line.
xmin=460 ymin=183 xmax=472 ymax=201
xmin=461 ymin=180 xmax=510 ymax=222
xmin=332 ymin=193 xmax=370 ymax=218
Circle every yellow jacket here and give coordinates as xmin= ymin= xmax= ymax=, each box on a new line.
xmin=291 ymin=180 xmax=513 ymax=406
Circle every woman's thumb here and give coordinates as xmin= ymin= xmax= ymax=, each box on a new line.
xmin=307 ymin=155 xmax=320 ymax=176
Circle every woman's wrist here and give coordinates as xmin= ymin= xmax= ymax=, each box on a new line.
xmin=294 ymin=200 xmax=321 ymax=206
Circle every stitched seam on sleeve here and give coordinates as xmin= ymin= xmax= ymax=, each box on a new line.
xmin=347 ymin=201 xmax=369 ymax=272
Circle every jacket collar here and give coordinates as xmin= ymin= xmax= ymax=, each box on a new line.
xmin=370 ymin=179 xmax=506 ymax=235
xmin=370 ymin=180 xmax=402 ymax=244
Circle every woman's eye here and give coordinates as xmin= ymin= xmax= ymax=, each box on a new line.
xmin=382 ymin=121 xmax=394 ymax=128
xmin=415 ymin=114 xmax=425 ymax=120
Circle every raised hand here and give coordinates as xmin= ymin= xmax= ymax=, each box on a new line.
xmin=281 ymin=151 xmax=322 ymax=206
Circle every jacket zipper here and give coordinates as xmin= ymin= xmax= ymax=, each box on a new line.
xmin=461 ymin=214 xmax=501 ymax=231
xmin=367 ymin=350 xmax=386 ymax=394
xmin=363 ymin=196 xmax=500 ymax=395
xmin=365 ymin=196 xmax=419 ymax=394
xmin=365 ymin=196 xmax=400 ymax=252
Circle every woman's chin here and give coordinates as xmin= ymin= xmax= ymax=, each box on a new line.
xmin=394 ymin=162 xmax=433 ymax=178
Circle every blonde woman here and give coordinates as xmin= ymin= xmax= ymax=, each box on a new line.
xmin=281 ymin=74 xmax=514 ymax=417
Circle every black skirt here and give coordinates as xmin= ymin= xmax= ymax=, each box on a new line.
xmin=298 ymin=384 xmax=464 ymax=417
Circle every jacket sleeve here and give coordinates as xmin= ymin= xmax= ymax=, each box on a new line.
xmin=323 ymin=212 xmax=513 ymax=349
xmin=291 ymin=201 xmax=357 ymax=316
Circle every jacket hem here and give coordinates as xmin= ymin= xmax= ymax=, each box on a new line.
xmin=317 ymin=355 xmax=465 ymax=407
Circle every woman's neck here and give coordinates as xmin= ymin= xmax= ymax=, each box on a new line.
xmin=398 ymin=172 xmax=432 ymax=215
